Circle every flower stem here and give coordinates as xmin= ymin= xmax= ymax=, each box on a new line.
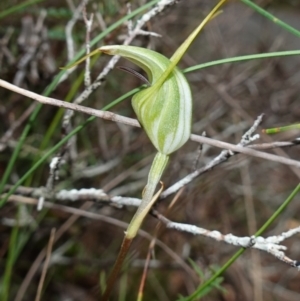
xmin=101 ymin=152 xmax=169 ymax=300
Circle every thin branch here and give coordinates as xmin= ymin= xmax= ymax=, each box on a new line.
xmin=65 ymin=0 xmax=88 ymax=61
xmin=0 ymin=79 xmax=299 ymax=169
xmin=2 ymin=185 xmax=135 ymax=213
xmin=249 ymin=140 xmax=300 ymax=150
xmin=155 ymin=213 xmax=300 ymax=269
xmin=189 ymin=134 xmax=300 ymax=168
xmin=82 ymin=8 xmax=94 ymax=88
xmin=35 ymin=228 xmax=56 ymax=301
xmin=0 ymin=102 xmax=37 ymax=152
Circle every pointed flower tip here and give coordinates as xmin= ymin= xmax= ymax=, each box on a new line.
xmin=60 ymin=48 xmax=102 ymax=70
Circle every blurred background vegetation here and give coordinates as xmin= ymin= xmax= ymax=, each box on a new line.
xmin=0 ymin=0 xmax=300 ymax=300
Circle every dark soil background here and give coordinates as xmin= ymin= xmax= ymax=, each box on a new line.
xmin=0 ymin=0 xmax=300 ymax=300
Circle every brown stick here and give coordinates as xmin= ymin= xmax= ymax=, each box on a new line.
xmin=35 ymin=228 xmax=56 ymax=301
xmin=101 ymin=237 xmax=133 ymax=301
xmin=0 ymin=79 xmax=299 ymax=169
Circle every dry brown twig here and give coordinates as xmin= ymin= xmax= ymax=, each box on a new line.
xmin=0 ymin=79 xmax=299 ymax=169
xmin=0 ymin=27 xmax=16 ymax=68
xmin=154 ymin=213 xmax=300 ymax=269
xmin=0 ymin=102 xmax=37 ymax=152
xmin=39 ymin=1 xmax=95 ymax=210
xmin=35 ymin=228 xmax=56 ymax=301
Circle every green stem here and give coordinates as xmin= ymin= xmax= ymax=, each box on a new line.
xmin=1 ymin=212 xmax=19 ymax=301
xmin=0 ymin=0 xmax=45 ymax=20
xmin=240 ymin=0 xmax=300 ymax=38
xmin=263 ymin=123 xmax=300 ymax=134
xmin=101 ymin=152 xmax=169 ymax=300
xmin=127 ymin=152 xmax=169 ymax=239
xmin=254 ymin=183 xmax=300 ymax=237
xmin=184 ymin=50 xmax=300 ymax=73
